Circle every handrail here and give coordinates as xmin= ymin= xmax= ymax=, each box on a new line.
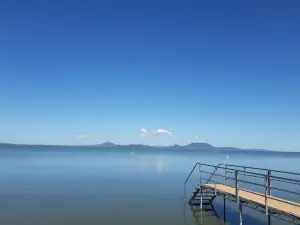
xmin=206 ymin=163 xmax=223 ymax=184
xmin=226 ymin=163 xmax=300 ymax=176
xmin=225 ymin=163 xmax=269 ymax=171
xmin=270 ymin=175 xmax=300 ymax=184
xmin=188 ymin=163 xmax=300 ymax=185
xmin=184 ymin=163 xmax=199 ymax=185
xmin=217 ymin=166 xmax=266 ymax=177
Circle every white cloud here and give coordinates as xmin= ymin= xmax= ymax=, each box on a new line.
xmin=141 ymin=128 xmax=148 ymax=135
xmin=76 ymin=134 xmax=87 ymax=138
xmin=139 ymin=128 xmax=172 ymax=136
xmin=139 ymin=128 xmax=148 ymax=137
xmin=195 ymin=136 xmax=199 ymax=139
xmin=153 ymin=129 xmax=172 ymax=135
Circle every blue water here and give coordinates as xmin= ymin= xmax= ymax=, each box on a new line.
xmin=0 ymin=147 xmax=299 ymax=225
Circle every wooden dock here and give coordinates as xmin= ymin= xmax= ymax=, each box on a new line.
xmin=184 ymin=163 xmax=300 ymax=225
xmin=201 ymin=184 xmax=300 ymax=218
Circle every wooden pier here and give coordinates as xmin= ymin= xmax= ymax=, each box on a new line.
xmin=184 ymin=163 xmax=300 ymax=225
xmin=201 ymin=184 xmax=300 ymax=218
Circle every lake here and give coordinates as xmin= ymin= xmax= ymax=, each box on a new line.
xmin=0 ymin=147 xmax=299 ymax=225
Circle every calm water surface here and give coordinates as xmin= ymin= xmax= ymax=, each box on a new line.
xmin=0 ymin=148 xmax=299 ymax=225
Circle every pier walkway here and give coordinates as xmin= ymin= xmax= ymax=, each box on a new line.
xmin=184 ymin=163 xmax=300 ymax=225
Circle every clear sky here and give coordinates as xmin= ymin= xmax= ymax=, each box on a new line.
xmin=1 ymin=1 xmax=300 ymax=151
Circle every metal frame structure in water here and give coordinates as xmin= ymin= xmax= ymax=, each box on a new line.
xmin=184 ymin=163 xmax=300 ymax=225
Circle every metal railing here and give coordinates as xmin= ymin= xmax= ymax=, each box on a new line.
xmin=205 ymin=163 xmax=223 ymax=184
xmin=184 ymin=163 xmax=300 ymax=217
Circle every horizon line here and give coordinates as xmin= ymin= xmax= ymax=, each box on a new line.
xmin=1 ymin=142 xmax=299 ymax=153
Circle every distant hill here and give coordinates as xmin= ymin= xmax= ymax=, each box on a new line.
xmin=0 ymin=142 xmax=272 ymax=152
xmin=182 ymin=142 xmax=214 ymax=149
xmin=94 ymin=142 xmax=116 ymax=147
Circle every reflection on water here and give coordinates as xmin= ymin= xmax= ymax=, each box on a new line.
xmin=187 ymin=196 xmax=300 ymax=225
xmin=189 ymin=203 xmax=224 ymax=225
xmin=0 ymin=148 xmax=299 ymax=225
xmin=138 ymin=155 xmax=169 ymax=173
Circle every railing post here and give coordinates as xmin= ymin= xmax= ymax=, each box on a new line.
xmin=265 ymin=175 xmax=269 ymax=215
xmin=199 ymin=164 xmax=202 ymax=185
xmin=268 ymin=170 xmax=271 ymax=196
xmin=244 ymin=167 xmax=246 ymax=189
xmin=225 ymin=164 xmax=227 ymax=185
xmin=214 ymin=174 xmax=217 ymax=195
xmin=235 ymin=170 xmax=239 ymax=205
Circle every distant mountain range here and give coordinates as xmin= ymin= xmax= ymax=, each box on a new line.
xmin=0 ymin=142 xmax=271 ymax=152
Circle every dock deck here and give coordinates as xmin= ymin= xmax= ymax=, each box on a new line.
xmin=185 ymin=163 xmax=300 ymax=225
xmin=201 ymin=184 xmax=300 ymax=218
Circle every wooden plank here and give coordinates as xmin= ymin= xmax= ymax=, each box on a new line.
xmin=200 ymin=184 xmax=300 ymax=218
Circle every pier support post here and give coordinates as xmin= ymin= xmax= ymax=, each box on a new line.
xmin=200 ymin=188 xmax=203 ymax=209
xmin=224 ymin=195 xmax=227 ymax=223
xmin=200 ymin=204 xmax=203 ymax=224
xmin=239 ymin=203 xmax=243 ymax=225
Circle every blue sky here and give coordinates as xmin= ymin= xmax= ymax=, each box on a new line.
xmin=1 ymin=1 xmax=300 ymax=151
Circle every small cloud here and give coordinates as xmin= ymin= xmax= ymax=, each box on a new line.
xmin=139 ymin=128 xmax=148 ymax=137
xmin=195 ymin=136 xmax=199 ymax=139
xmin=76 ymin=134 xmax=87 ymax=138
xmin=153 ymin=129 xmax=172 ymax=135
xmin=139 ymin=128 xmax=172 ymax=136
xmin=141 ymin=128 xmax=148 ymax=135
